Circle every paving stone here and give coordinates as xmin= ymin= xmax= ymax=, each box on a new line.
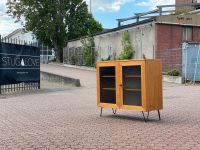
xmin=0 ymin=65 xmax=199 ymax=149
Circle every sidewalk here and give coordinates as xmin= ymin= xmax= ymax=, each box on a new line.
xmin=41 ymin=63 xmax=96 ymax=87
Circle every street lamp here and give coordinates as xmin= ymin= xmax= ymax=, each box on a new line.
xmin=90 ymin=0 xmax=92 ymax=13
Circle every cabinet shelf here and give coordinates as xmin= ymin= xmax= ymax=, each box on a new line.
xmin=124 ymin=88 xmax=141 ymax=92
xmin=101 ymin=88 xmax=116 ymax=91
xmin=101 ymin=76 xmax=115 ymax=78
xmin=125 ymin=75 xmax=141 ymax=78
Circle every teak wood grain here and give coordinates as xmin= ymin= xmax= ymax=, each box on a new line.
xmin=96 ymin=59 xmax=163 ymax=112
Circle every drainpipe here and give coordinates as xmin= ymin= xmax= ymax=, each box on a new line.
xmin=140 ymin=28 xmax=143 ymax=58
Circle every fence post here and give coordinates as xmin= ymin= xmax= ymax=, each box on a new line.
xmin=193 ymin=44 xmax=200 ymax=84
xmin=38 ymin=81 xmax=40 ymax=89
xmin=63 ymin=47 xmax=64 ymax=64
xmin=0 ymin=34 xmax=1 ymax=94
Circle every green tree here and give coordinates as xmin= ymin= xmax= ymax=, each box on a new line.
xmin=81 ymin=32 xmax=96 ymax=67
xmin=6 ymin=0 xmax=103 ymax=62
xmin=118 ymin=31 xmax=135 ymax=60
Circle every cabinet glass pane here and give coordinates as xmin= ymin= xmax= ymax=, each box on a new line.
xmin=100 ymin=67 xmax=116 ymax=104
xmin=122 ymin=66 xmax=142 ymax=106
xmin=123 ymin=91 xmax=142 ymax=106
xmin=123 ymin=78 xmax=141 ymax=89
xmin=123 ymin=66 xmax=141 ymax=76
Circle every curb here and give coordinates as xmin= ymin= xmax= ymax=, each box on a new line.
xmin=40 ymin=71 xmax=81 ymax=87
xmin=47 ymin=63 xmax=96 ymax=72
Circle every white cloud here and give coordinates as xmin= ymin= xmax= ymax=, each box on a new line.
xmin=136 ymin=0 xmax=175 ymax=9
xmin=0 ymin=0 xmax=22 ymax=36
xmin=86 ymin=0 xmax=135 ymax=12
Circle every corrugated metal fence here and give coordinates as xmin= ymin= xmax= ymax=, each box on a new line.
xmin=182 ymin=43 xmax=200 ymax=83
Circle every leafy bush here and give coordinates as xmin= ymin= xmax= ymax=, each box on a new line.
xmin=171 ymin=9 xmax=192 ymax=15
xmin=69 ymin=55 xmax=76 ymax=65
xmin=167 ymin=69 xmax=180 ymax=76
xmin=48 ymin=58 xmax=56 ymax=63
xmin=101 ymin=56 xmax=111 ymax=61
xmin=118 ymin=31 xmax=135 ymax=60
xmin=81 ymin=32 xmax=96 ymax=67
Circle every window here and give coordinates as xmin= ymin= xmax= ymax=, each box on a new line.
xmin=182 ymin=27 xmax=193 ymax=42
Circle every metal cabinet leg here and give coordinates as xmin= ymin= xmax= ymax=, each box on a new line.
xmin=112 ymin=108 xmax=117 ymax=114
xmin=142 ymin=111 xmax=147 ymax=122
xmin=158 ymin=110 xmax=161 ymax=120
xmin=100 ymin=107 xmax=103 ymax=117
xmin=141 ymin=111 xmax=150 ymax=122
xmin=147 ymin=111 xmax=149 ymax=120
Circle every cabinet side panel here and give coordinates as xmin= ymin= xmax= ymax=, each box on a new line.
xmin=96 ymin=64 xmax=100 ymax=106
xmin=145 ymin=60 xmax=163 ymax=111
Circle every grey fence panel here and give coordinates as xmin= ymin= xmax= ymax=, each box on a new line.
xmin=182 ymin=43 xmax=200 ymax=82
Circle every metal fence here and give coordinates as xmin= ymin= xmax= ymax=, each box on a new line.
xmin=157 ymin=48 xmax=182 ymax=73
xmin=182 ymin=43 xmax=200 ymax=83
xmin=0 ymin=36 xmax=41 ymax=94
xmin=158 ymin=43 xmax=200 ymax=83
xmin=63 ymin=46 xmax=99 ymax=66
xmin=63 ymin=46 xmax=114 ymax=66
xmin=0 ymin=35 xmax=54 ymax=64
xmin=0 ymin=82 xmax=40 ymax=94
xmin=64 ymin=43 xmax=200 ymax=83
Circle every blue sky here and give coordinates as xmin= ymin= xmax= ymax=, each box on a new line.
xmin=0 ymin=0 xmax=175 ymax=36
xmin=91 ymin=0 xmax=175 ymax=28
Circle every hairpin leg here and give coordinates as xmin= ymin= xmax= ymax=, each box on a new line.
xmin=100 ymin=107 xmax=103 ymax=117
xmin=142 ymin=111 xmax=147 ymax=122
xmin=158 ymin=110 xmax=161 ymax=120
xmin=147 ymin=111 xmax=149 ymax=120
xmin=112 ymin=108 xmax=117 ymax=114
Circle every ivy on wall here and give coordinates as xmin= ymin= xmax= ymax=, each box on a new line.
xmin=81 ymin=32 xmax=96 ymax=67
xmin=118 ymin=31 xmax=135 ymax=60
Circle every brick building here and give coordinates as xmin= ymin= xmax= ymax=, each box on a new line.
xmin=155 ymin=15 xmax=200 ymax=71
xmin=64 ymin=2 xmax=200 ymax=73
xmin=176 ymin=0 xmax=200 ymax=10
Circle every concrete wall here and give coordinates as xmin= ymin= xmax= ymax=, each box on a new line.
xmin=41 ymin=71 xmax=81 ymax=87
xmin=65 ymin=22 xmax=155 ymax=62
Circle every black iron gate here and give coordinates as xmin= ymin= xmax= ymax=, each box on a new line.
xmin=0 ymin=36 xmax=40 ymax=94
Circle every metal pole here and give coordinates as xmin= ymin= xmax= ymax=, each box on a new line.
xmin=91 ymin=47 xmax=92 ymax=66
xmin=185 ymin=44 xmax=188 ymax=83
xmin=193 ymin=44 xmax=200 ymax=84
xmin=42 ymin=43 xmax=44 ymax=64
xmin=140 ymin=29 xmax=143 ymax=58
xmin=63 ymin=47 xmax=64 ymax=64
xmin=90 ymin=0 xmax=91 ymax=13
xmin=68 ymin=47 xmax=69 ymax=64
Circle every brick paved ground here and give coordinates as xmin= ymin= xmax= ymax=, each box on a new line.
xmin=0 ymin=64 xmax=199 ymax=150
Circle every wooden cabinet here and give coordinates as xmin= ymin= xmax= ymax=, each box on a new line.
xmin=96 ymin=59 xmax=163 ymax=122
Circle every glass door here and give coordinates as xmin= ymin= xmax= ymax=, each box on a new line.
xmin=122 ymin=65 xmax=142 ymax=106
xmin=99 ymin=66 xmax=116 ymax=104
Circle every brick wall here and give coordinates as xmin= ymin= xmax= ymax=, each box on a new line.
xmin=193 ymin=27 xmax=200 ymax=42
xmin=176 ymin=0 xmax=194 ymax=10
xmin=155 ymin=24 xmax=200 ymax=72
xmin=155 ymin=24 xmax=183 ymax=72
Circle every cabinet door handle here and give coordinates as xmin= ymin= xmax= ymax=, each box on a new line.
xmin=119 ymin=84 xmax=123 ymax=87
